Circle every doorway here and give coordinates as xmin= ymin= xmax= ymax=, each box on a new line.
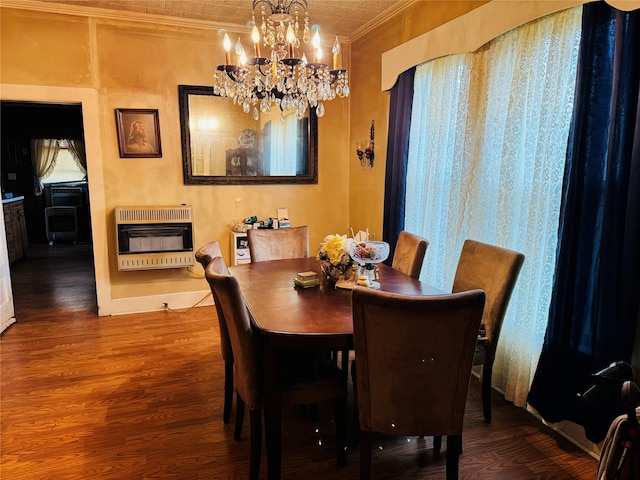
xmin=1 ymin=101 xmax=97 ymax=318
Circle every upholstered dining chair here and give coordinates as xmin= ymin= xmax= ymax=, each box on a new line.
xmin=194 ymin=240 xmax=234 ymax=424
xmin=204 ymin=258 xmax=348 ymax=480
xmin=351 ymin=230 xmax=429 ymax=432
xmin=452 ymin=239 xmax=525 ymax=422
xmin=352 ymin=287 xmax=486 ymax=480
xmin=391 ymin=230 xmax=429 ymax=279
xmin=247 ymin=225 xmax=309 ymax=262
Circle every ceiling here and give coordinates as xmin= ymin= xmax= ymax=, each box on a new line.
xmin=38 ymin=0 xmax=410 ymax=38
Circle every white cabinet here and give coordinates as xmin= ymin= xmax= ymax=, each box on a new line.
xmin=230 ymin=231 xmax=251 ymax=265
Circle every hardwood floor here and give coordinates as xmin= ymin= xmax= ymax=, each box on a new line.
xmin=9 ymin=243 xmax=98 ymax=316
xmin=1 ymin=244 xmax=598 ymax=479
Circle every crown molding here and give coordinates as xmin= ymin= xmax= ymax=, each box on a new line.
xmin=349 ymin=0 xmax=418 ymax=42
xmin=0 ymin=0 xmax=247 ymax=34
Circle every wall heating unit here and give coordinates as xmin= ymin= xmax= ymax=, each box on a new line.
xmin=115 ymin=205 xmax=194 ymax=271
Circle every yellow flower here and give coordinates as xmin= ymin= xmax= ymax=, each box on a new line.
xmin=317 ymin=234 xmax=354 ymax=267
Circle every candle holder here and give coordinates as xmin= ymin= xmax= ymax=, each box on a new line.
xmin=356 ymin=120 xmax=375 ymax=168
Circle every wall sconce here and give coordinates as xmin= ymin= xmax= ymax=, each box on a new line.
xmin=356 ymin=120 xmax=375 ymax=168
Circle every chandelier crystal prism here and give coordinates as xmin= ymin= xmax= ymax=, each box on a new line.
xmin=213 ymin=0 xmax=349 ymax=120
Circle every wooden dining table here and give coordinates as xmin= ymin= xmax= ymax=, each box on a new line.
xmin=229 ymin=256 xmax=444 ymax=480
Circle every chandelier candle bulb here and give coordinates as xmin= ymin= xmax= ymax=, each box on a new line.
xmin=332 ymin=37 xmax=340 ymax=70
xmin=223 ymin=33 xmax=231 ymax=64
xmin=251 ymin=25 xmax=261 ymax=57
xmin=235 ymin=37 xmax=243 ymax=65
xmin=312 ymin=30 xmax=320 ymax=63
xmin=286 ymin=24 xmax=295 ymax=58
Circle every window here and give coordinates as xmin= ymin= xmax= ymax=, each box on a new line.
xmin=404 ymin=7 xmax=581 ymax=407
xmin=42 ymin=141 xmax=86 ymax=184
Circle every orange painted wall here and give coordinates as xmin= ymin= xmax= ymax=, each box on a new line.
xmin=1 ymin=5 xmax=349 ymax=302
xmin=0 ymin=1 xmax=483 ymax=306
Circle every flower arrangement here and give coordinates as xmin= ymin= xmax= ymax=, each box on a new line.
xmin=316 ymin=234 xmax=355 ymax=282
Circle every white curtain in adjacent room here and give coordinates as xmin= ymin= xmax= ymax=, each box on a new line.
xmin=30 ymin=138 xmax=61 ymax=195
xmin=66 ymin=139 xmax=87 ymax=175
xmin=404 ymin=7 xmax=582 ymax=407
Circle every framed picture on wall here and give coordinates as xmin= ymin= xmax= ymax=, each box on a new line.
xmin=115 ymin=108 xmax=162 ymax=158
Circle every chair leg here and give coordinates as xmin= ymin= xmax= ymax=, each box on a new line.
xmin=351 ymin=360 xmax=360 ymax=443
xmin=335 ymin=396 xmax=347 ymax=466
xmin=359 ymin=430 xmax=373 ymax=480
xmin=340 ymin=348 xmax=349 ymax=373
xmin=249 ymin=408 xmax=262 ymax=480
xmin=330 ymin=349 xmax=339 ymax=365
xmin=433 ymin=435 xmax=442 ymax=451
xmin=445 ymin=434 xmax=461 ymax=480
xmin=223 ymin=361 xmax=234 ymax=424
xmin=235 ymin=393 xmax=245 ymax=441
xmin=481 ymin=361 xmax=494 ymax=422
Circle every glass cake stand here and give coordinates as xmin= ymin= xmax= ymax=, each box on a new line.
xmin=347 ymin=241 xmax=390 ymax=289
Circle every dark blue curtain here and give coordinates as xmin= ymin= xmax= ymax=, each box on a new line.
xmin=382 ymin=67 xmax=416 ymax=264
xmin=527 ymin=2 xmax=640 ymax=443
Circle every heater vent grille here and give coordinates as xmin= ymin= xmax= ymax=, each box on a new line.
xmin=115 ymin=205 xmax=194 ymax=271
xmin=116 ymin=205 xmax=192 ymax=224
xmin=117 ymin=252 xmax=195 ymax=271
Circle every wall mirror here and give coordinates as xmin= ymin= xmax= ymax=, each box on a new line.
xmin=179 ymin=85 xmax=318 ymax=185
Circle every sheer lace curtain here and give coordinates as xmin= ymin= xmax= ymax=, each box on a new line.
xmin=30 ymin=138 xmax=61 ymax=195
xmin=404 ymin=7 xmax=581 ymax=407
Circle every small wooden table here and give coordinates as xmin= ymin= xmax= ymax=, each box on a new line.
xmin=230 ymin=257 xmax=443 ymax=479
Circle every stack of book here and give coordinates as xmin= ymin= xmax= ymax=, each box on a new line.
xmin=293 ymin=271 xmax=319 ymax=288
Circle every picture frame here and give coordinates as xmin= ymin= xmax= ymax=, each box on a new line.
xmin=277 ymin=207 xmax=290 ymax=228
xmin=115 ymin=108 xmax=162 ymax=158
xmin=277 ymin=208 xmax=289 ymax=221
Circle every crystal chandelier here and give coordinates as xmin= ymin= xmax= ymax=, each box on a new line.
xmin=213 ymin=0 xmax=350 ymax=120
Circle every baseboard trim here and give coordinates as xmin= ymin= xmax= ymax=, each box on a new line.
xmin=527 ymin=409 xmax=602 ymax=461
xmin=473 ymin=369 xmax=602 ymax=461
xmin=109 ymin=289 xmax=214 ymax=315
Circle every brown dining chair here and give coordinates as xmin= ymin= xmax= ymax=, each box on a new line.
xmin=452 ymin=239 xmax=525 ymax=422
xmin=351 ymin=230 xmax=429 ymax=432
xmin=246 ymin=224 xmax=330 ymax=417
xmin=194 ymin=240 xmax=234 ymax=424
xmin=352 ymin=287 xmax=485 ymax=480
xmin=246 ymin=225 xmax=310 ymax=262
xmin=391 ymin=230 xmax=429 ymax=279
xmin=205 ymin=258 xmax=348 ymax=480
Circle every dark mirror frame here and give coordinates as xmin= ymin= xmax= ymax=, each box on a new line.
xmin=178 ymin=84 xmax=318 ymax=185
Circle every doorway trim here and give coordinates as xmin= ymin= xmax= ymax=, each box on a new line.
xmin=1 ymin=83 xmax=112 ymax=316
